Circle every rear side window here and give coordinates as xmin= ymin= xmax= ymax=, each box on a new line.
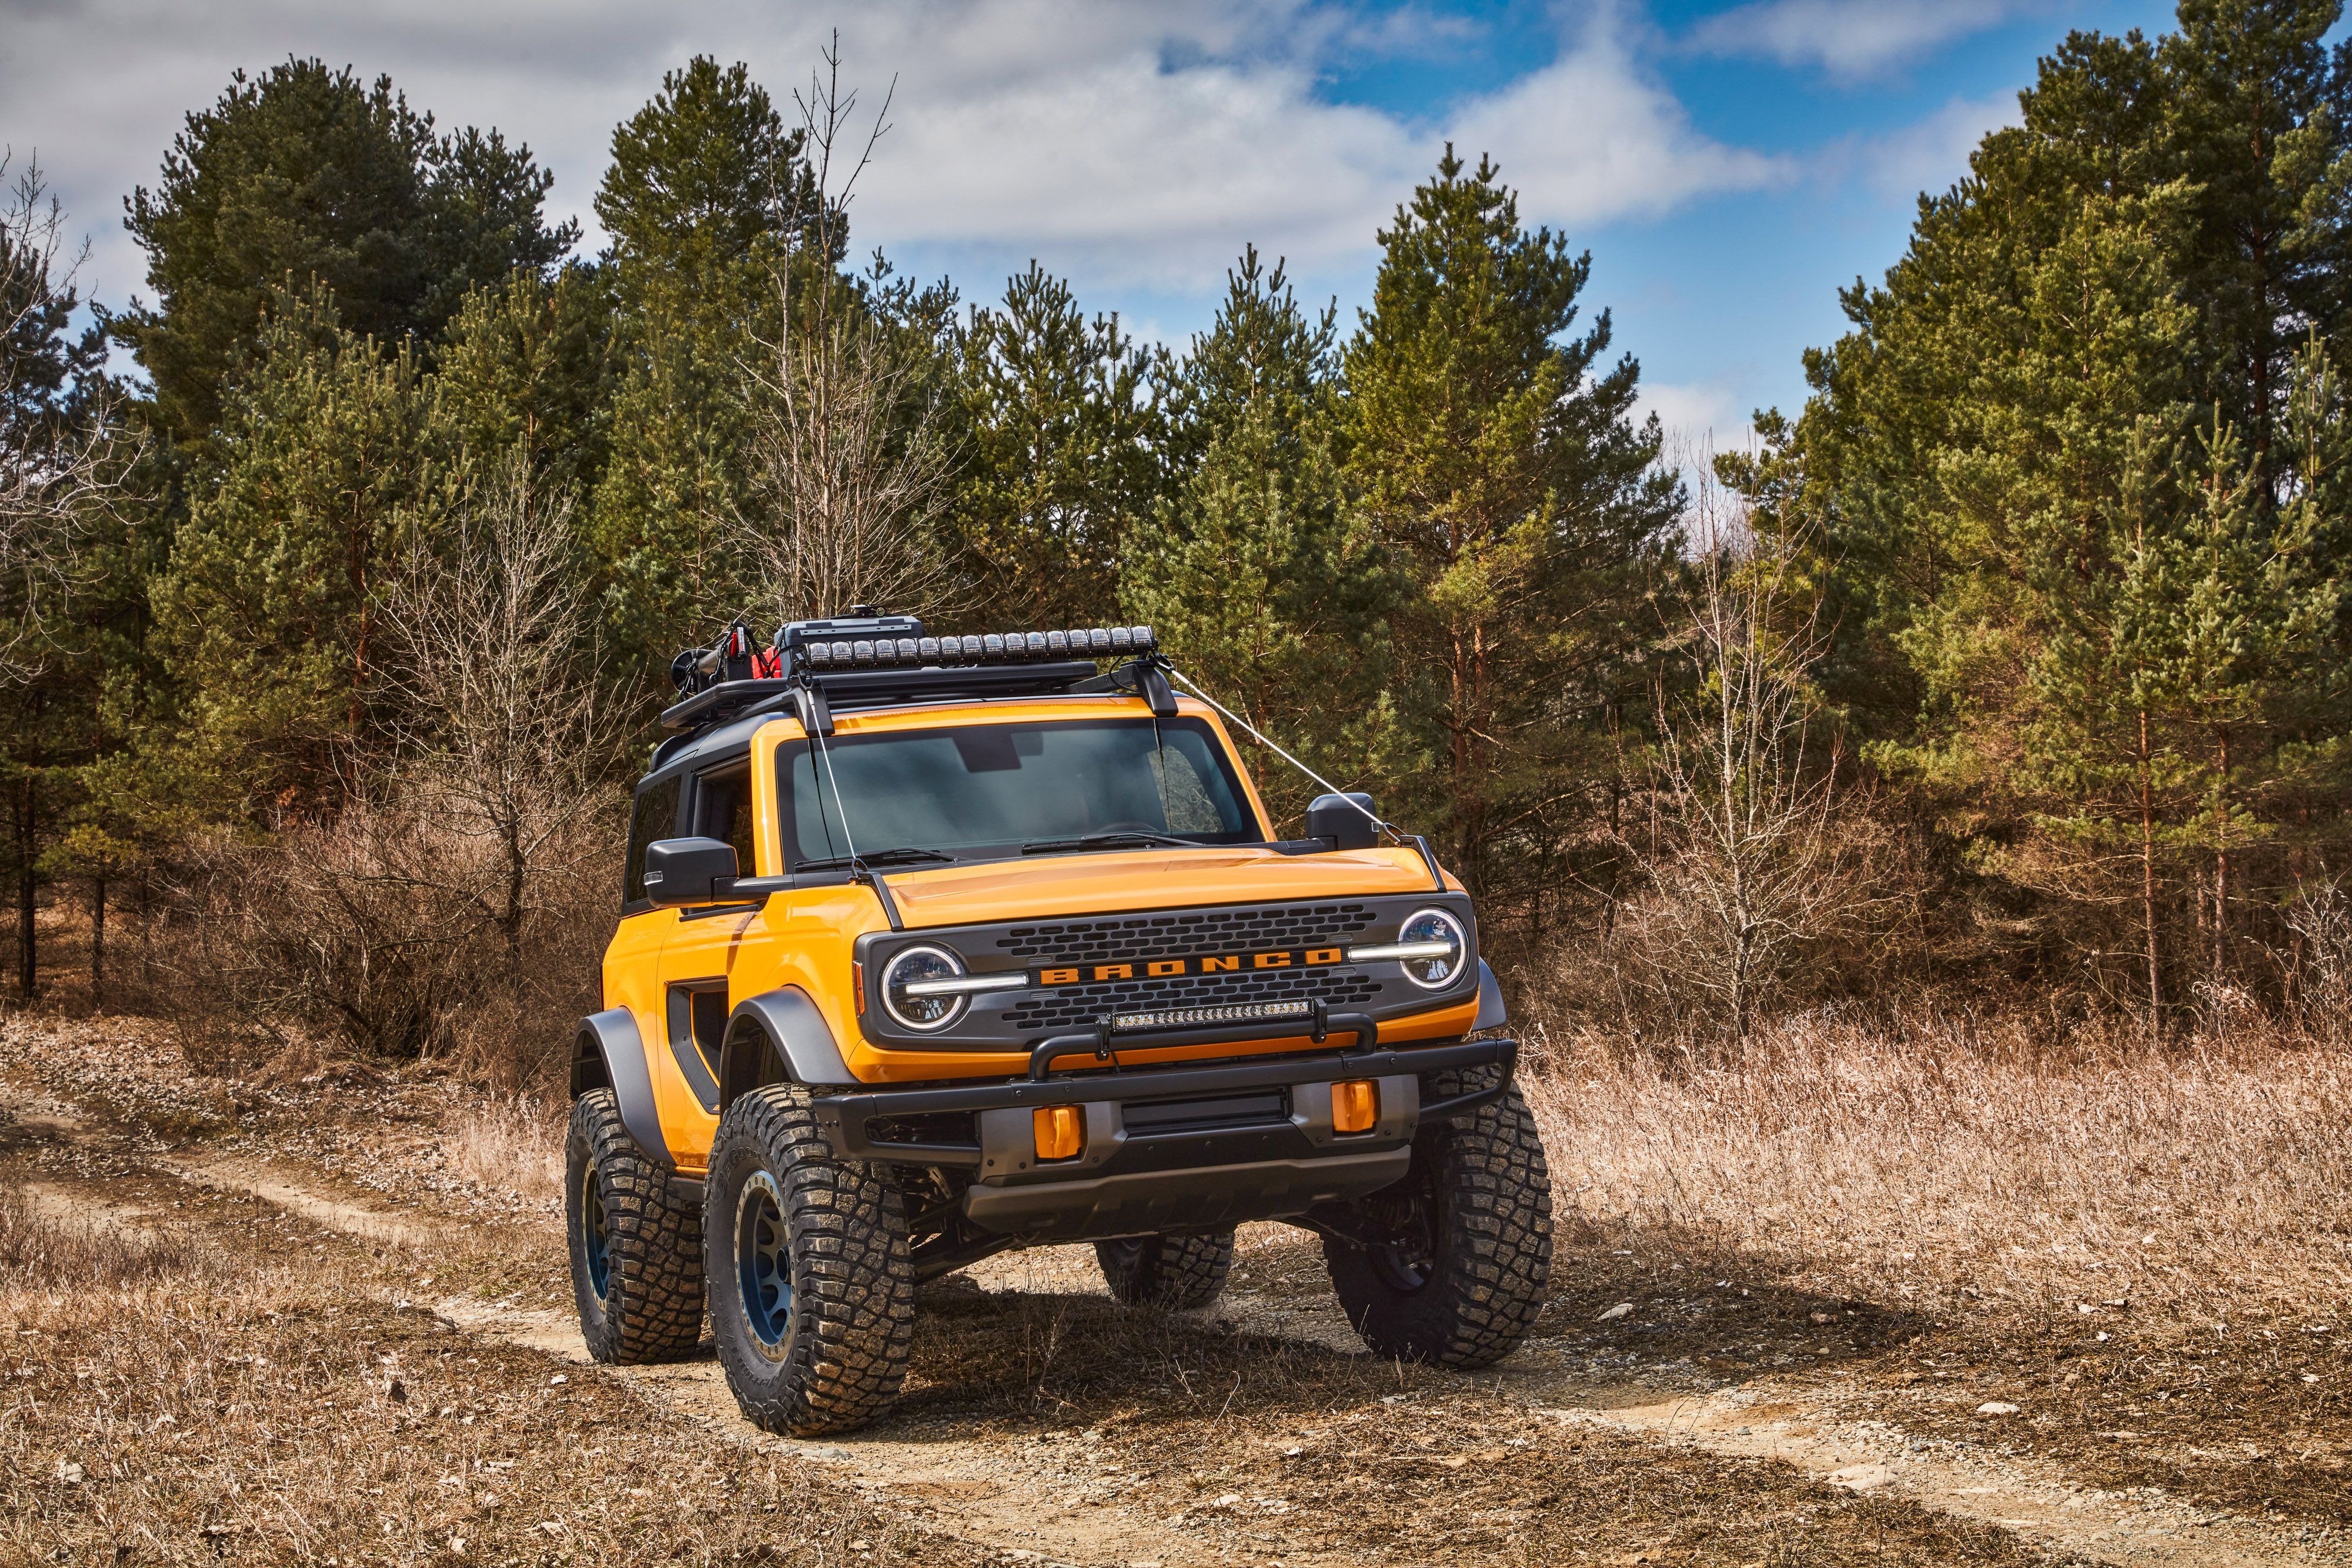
xmin=623 ymin=775 xmax=683 ymax=908
xmin=694 ymin=763 xmax=757 ymax=877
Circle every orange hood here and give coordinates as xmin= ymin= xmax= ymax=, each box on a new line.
xmin=880 ymin=844 xmax=1450 ymax=928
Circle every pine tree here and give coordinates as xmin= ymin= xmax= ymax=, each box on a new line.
xmin=1341 ymin=148 xmax=1681 ymax=901
xmin=587 ymin=58 xmax=816 ymax=670
xmin=1125 ymin=250 xmax=1388 ymax=824
xmin=151 ymin=285 xmax=439 ymax=815
xmin=116 ymin=58 xmax=572 ymax=453
xmin=951 ymin=263 xmax=1162 ymax=629
xmin=1778 ymin=0 xmax=2352 ymax=1009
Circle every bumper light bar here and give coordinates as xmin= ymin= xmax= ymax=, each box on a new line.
xmin=1112 ymin=999 xmax=1312 ymax=1034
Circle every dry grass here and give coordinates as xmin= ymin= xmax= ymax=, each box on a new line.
xmin=444 ymin=1095 xmax=565 ymax=1204
xmin=0 ymin=1180 xmax=960 ymax=1567
xmin=1526 ymin=1013 xmax=2352 ymax=1323
xmin=1520 ymin=1013 xmax=2352 ymax=1523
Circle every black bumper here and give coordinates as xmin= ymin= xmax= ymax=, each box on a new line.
xmin=808 ymin=1036 xmax=1516 ymax=1242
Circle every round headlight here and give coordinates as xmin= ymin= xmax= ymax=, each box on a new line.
xmin=881 ymin=945 xmax=966 ymax=1030
xmin=1395 ymin=908 xmax=1468 ymax=990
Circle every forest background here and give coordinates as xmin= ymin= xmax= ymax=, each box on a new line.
xmin=9 ymin=0 xmax=2352 ymax=1078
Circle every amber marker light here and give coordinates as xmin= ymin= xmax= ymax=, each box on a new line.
xmin=1033 ymin=1105 xmax=1084 ymax=1161
xmin=1332 ymin=1080 xmax=1379 ymax=1135
xmin=851 ymin=961 xmax=865 ymax=1015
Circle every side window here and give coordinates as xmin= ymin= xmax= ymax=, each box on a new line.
xmin=694 ymin=763 xmax=757 ymax=877
xmin=623 ymin=775 xmax=683 ymax=909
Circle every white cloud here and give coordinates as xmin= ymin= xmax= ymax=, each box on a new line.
xmin=1857 ymin=89 xmax=2024 ymax=199
xmin=0 ymin=0 xmax=1790 ymax=312
xmin=1639 ymin=380 xmax=1755 ymax=454
xmin=1451 ymin=5 xmax=1792 ymax=230
xmin=1687 ymin=0 xmax=2059 ymax=80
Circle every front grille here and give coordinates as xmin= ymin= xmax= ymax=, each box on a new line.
xmin=999 ymin=966 xmax=1382 ymax=1032
xmin=994 ymin=902 xmax=1379 ymax=967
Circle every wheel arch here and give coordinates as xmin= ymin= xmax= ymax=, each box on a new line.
xmin=718 ymin=986 xmax=858 ymax=1110
xmin=572 ymin=1008 xmax=674 ymax=1169
xmin=1472 ymin=959 xmax=1506 ymax=1031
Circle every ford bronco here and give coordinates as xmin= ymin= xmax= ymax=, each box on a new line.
xmin=567 ymin=611 xmax=1553 ymax=1436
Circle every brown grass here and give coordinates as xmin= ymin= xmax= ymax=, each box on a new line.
xmin=444 ymin=1095 xmax=565 ymax=1205
xmin=0 ymin=1182 xmax=958 ymax=1567
xmin=1519 ymin=1013 xmax=2352 ymax=1524
xmin=1524 ymin=1014 xmax=2352 ymax=1323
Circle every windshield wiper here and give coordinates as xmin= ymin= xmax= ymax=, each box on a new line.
xmin=796 ymin=846 xmax=957 ymax=872
xmin=1021 ymin=830 xmax=1198 ymax=855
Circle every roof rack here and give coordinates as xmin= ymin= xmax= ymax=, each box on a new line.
xmin=657 ymin=614 xmax=1171 ymax=735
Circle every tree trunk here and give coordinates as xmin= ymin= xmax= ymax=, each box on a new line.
xmin=90 ymin=877 xmax=105 ymax=1013
xmin=15 ymin=775 xmax=34 ymax=1004
xmin=2213 ymin=726 xmax=2230 ymax=981
xmin=2140 ymin=707 xmax=2160 ymax=1039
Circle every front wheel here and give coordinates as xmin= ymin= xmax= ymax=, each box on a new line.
xmin=704 ymin=1085 xmax=916 ymax=1436
xmin=566 ymin=1089 xmax=704 ymax=1363
xmin=1095 ymin=1231 xmax=1234 ymax=1309
xmin=1321 ymin=1068 xmax=1552 ymax=1367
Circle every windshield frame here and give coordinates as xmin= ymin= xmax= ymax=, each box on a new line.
xmin=773 ymin=710 xmax=1269 ymax=872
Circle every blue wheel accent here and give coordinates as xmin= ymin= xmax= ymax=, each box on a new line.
xmin=734 ymin=1169 xmax=792 ymax=1359
xmin=580 ymin=1161 xmax=612 ymax=1305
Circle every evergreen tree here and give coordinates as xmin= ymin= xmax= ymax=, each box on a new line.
xmin=1768 ymin=0 xmax=2352 ymax=1008
xmin=587 ymin=58 xmax=816 ymax=668
xmin=1125 ymin=250 xmax=1387 ymax=824
xmin=952 ymin=263 xmax=1161 ymax=628
xmin=1341 ymin=149 xmax=1681 ymax=901
xmin=116 ymin=58 xmax=572 ymax=453
xmin=151 ymin=285 xmax=439 ymax=815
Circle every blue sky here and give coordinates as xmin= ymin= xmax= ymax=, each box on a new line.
xmin=3 ymin=0 xmax=2190 ymax=449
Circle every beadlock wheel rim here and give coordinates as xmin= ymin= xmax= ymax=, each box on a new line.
xmin=734 ymin=1169 xmax=793 ymax=1360
xmin=580 ymin=1160 xmax=612 ymax=1306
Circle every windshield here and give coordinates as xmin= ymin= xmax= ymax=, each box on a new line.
xmin=779 ymin=716 xmax=1260 ymax=867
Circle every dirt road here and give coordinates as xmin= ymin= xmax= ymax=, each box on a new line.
xmin=4 ymin=1017 xmax=2345 ymax=1566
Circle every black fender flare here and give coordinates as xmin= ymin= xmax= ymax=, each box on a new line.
xmin=1472 ymin=959 xmax=1507 ymax=1032
xmin=717 ymin=986 xmax=857 ymax=1109
xmin=571 ymin=1008 xmax=673 ymax=1169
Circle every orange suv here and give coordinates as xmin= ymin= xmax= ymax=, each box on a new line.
xmin=566 ymin=613 xmax=1552 ymax=1435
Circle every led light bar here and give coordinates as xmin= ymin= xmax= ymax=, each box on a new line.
xmin=799 ymin=624 xmax=1156 ymax=673
xmin=1344 ymin=939 xmax=1459 ymax=962
xmin=898 ymin=974 xmax=1031 ymax=999
xmin=1111 ymin=999 xmax=1313 ymax=1034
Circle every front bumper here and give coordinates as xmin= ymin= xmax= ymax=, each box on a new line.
xmin=807 ymin=1035 xmax=1515 ymax=1241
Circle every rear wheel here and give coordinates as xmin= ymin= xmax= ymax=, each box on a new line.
xmin=704 ymin=1085 xmax=916 ymax=1435
xmin=1321 ymin=1068 xmax=1552 ymax=1367
xmin=566 ymin=1089 xmax=704 ymax=1363
xmin=1095 ymin=1231 xmax=1234 ymax=1310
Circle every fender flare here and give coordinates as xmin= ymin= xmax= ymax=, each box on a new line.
xmin=717 ymin=986 xmax=857 ymax=1109
xmin=1472 ymin=959 xmax=1507 ymax=1032
xmin=572 ymin=1008 xmax=673 ymax=1169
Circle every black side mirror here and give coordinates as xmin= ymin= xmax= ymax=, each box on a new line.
xmin=643 ymin=837 xmax=740 ymax=907
xmin=1304 ymin=793 xmax=1379 ymax=852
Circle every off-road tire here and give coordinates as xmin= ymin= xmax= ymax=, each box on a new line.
xmin=566 ymin=1089 xmax=705 ymax=1364
xmin=1095 ymin=1231 xmax=1235 ymax=1309
xmin=704 ymin=1085 xmax=916 ymax=1436
xmin=1321 ymin=1066 xmax=1552 ymax=1367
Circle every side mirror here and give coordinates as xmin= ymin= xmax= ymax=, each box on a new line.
xmin=1304 ymin=793 xmax=1379 ymax=852
xmin=643 ymin=837 xmax=740 ymax=907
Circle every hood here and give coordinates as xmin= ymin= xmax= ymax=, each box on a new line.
xmin=881 ymin=844 xmax=1449 ymax=928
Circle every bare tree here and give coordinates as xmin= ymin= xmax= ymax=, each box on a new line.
xmin=1622 ymin=460 xmax=1873 ymax=1041
xmin=0 ymin=154 xmax=132 ymax=683
xmin=727 ymin=41 xmax=960 ymax=627
xmin=380 ymin=453 xmax=625 ymax=971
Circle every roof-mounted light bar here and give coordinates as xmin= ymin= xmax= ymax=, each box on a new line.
xmin=797 ymin=625 xmax=1157 ymax=673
